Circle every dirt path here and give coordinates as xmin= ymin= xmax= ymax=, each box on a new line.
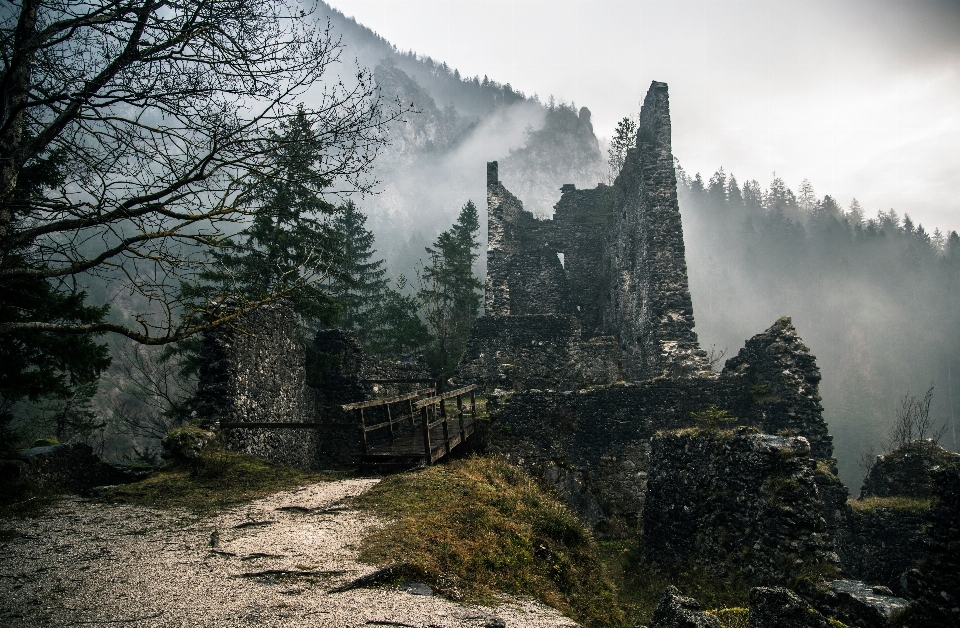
xmin=0 ymin=479 xmax=579 ymax=627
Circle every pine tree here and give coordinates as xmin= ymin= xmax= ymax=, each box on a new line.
xmin=365 ymin=276 xmax=432 ymax=359
xmin=707 ymin=168 xmax=727 ymax=204
xmin=0 ymin=152 xmax=111 ymax=454
xmin=328 ymin=201 xmax=389 ymax=340
xmin=727 ymin=174 xmax=743 ymax=206
xmin=798 ymin=178 xmax=817 ymax=214
xmin=847 ymin=198 xmax=865 ymax=226
xmin=417 ymin=201 xmax=483 ymax=376
xmin=607 ymin=116 xmax=637 ymax=182
xmin=184 ymin=107 xmax=343 ymax=330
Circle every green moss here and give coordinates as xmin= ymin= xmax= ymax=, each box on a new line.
xmin=354 ymin=456 xmax=621 ymax=628
xmin=828 ymin=619 xmax=851 ymax=628
xmin=103 ymin=452 xmax=340 ymax=514
xmin=691 ymin=406 xmax=737 ymax=431
xmin=815 ymin=460 xmax=843 ymax=484
xmin=848 ymin=496 xmax=932 ymax=514
xmin=31 ymin=438 xmax=60 ymax=447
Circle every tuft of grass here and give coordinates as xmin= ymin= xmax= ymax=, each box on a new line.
xmin=103 ymin=451 xmax=340 ymax=514
xmin=707 ymin=607 xmax=749 ymax=628
xmin=353 ymin=456 xmax=622 ymax=628
xmin=848 ymin=496 xmax=931 ymax=514
xmin=598 ymin=536 xmax=750 ymax=626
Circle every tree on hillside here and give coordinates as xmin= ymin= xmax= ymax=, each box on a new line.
xmin=798 ymin=178 xmax=817 ymax=214
xmin=607 ymin=116 xmax=637 ymax=182
xmin=0 ymin=1 xmax=403 ymax=346
xmin=328 ymin=200 xmax=390 ymax=339
xmin=417 ymin=201 xmax=482 ymax=376
xmin=707 ymin=168 xmax=727 ymax=204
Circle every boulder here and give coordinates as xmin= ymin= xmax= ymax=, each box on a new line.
xmin=748 ymin=587 xmax=831 ymax=628
xmin=650 ymin=586 xmax=721 ymax=628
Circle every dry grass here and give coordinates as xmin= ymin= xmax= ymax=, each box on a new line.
xmin=103 ymin=451 xmax=341 ymax=514
xmin=353 ymin=456 xmax=622 ymax=628
xmin=848 ymin=496 xmax=932 ymax=514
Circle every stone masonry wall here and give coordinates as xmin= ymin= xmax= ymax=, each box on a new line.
xmin=453 ymin=314 xmax=620 ymax=392
xmin=642 ymin=429 xmax=838 ymax=585
xmin=196 ymin=316 xmax=433 ymax=470
xmin=195 ymin=302 xmax=316 ymax=469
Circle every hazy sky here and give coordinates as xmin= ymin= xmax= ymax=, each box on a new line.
xmin=326 ymin=0 xmax=960 ymax=233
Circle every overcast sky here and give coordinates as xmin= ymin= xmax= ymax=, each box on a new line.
xmin=326 ymin=0 xmax=960 ymax=233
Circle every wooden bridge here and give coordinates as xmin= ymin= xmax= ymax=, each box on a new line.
xmin=341 ymin=382 xmax=479 ymax=468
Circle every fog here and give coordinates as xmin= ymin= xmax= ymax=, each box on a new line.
xmin=326 ymin=0 xmax=960 ymax=235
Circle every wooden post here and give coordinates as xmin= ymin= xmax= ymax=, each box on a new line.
xmin=421 ymin=405 xmax=432 ymax=465
xmin=358 ymin=408 xmax=368 ymax=454
xmin=456 ymin=393 xmax=465 ymax=442
xmin=408 ymin=398 xmax=416 ymax=432
xmin=440 ymin=398 xmax=451 ymax=457
xmin=386 ymin=402 xmax=394 ymax=442
xmin=470 ymin=389 xmax=476 ymax=419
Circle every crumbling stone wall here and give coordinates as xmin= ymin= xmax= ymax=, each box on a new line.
xmin=467 ymin=81 xmax=710 ymax=390
xmin=900 ymin=462 xmax=960 ymax=626
xmin=642 ymin=429 xmax=838 ymax=585
xmin=842 ymin=505 xmax=928 ymax=591
xmin=195 ymin=301 xmax=317 ymax=468
xmin=486 ymin=318 xmax=835 ymax=533
xmin=454 ymin=314 xmax=620 ymax=391
xmin=196 ymin=314 xmax=433 ymax=470
xmin=839 ymin=441 xmax=959 ymax=594
xmin=721 ymin=316 xmax=832 ymax=459
xmin=859 ymin=440 xmax=959 ymax=499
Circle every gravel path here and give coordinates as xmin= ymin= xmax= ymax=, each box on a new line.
xmin=0 ymin=480 xmax=580 ymax=627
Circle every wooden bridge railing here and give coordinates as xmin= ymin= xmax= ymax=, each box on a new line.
xmin=341 ymin=387 xmax=435 ymax=455
xmin=414 ymin=385 xmax=478 ymax=464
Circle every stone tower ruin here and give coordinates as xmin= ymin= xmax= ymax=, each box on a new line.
xmin=458 ymin=81 xmax=710 ymax=389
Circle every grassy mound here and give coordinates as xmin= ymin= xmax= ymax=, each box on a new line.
xmin=354 ymin=456 xmax=622 ymax=627
xmin=104 ymin=451 xmax=338 ymax=514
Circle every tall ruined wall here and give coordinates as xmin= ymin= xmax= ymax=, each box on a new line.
xmin=468 ymin=81 xmax=709 ymax=388
xmin=195 ymin=302 xmax=316 ymax=468
xmin=484 ymin=161 xmax=571 ymax=317
xmin=603 ymin=82 xmax=708 ymax=379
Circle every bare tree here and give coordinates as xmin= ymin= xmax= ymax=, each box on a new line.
xmin=0 ymin=0 xmax=404 ymax=344
xmin=884 ymin=385 xmax=947 ymax=450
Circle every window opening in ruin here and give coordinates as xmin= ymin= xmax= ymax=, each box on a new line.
xmin=557 ymin=252 xmax=565 ymax=268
